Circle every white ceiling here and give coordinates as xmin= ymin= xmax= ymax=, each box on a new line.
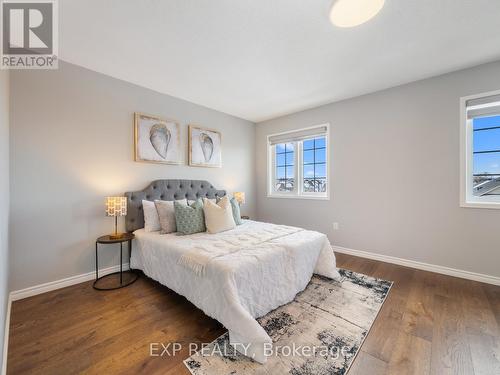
xmin=60 ymin=0 xmax=500 ymax=122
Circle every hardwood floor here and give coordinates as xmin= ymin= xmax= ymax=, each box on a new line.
xmin=7 ymin=253 xmax=500 ymax=375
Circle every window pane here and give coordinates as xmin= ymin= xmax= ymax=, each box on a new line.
xmin=276 ymin=177 xmax=294 ymax=192
xmin=304 ymin=164 xmax=314 ymax=178
xmin=472 ymin=116 xmax=500 ymax=196
xmin=275 ymin=179 xmax=287 ymax=192
xmin=303 ymin=150 xmax=314 ymax=164
xmin=315 ymin=164 xmax=326 ymax=178
xmin=315 ymin=137 xmax=326 ymax=148
xmin=473 ymin=115 xmax=500 ymax=130
xmin=315 ymin=178 xmax=327 ymax=193
xmin=276 ymin=166 xmax=286 ymax=179
xmin=303 ymin=139 xmax=315 ymax=150
xmin=276 ymin=143 xmax=286 ymax=153
xmin=303 ymin=178 xmax=315 ymax=192
xmin=315 ymin=148 xmax=326 ymax=163
xmin=473 ymin=153 xmax=500 ymax=193
xmin=276 ymin=153 xmax=286 ymax=167
xmin=473 ymin=127 xmax=500 ymax=153
xmin=473 ymin=153 xmax=500 ymax=175
xmin=301 ymin=136 xmax=327 ymax=194
xmin=274 ymin=142 xmax=295 ymax=193
xmin=303 ymin=163 xmax=315 ymax=193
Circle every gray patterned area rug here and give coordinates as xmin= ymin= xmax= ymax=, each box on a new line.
xmin=184 ymin=269 xmax=392 ymax=375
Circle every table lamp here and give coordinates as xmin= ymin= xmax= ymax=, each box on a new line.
xmin=105 ymin=197 xmax=127 ymax=239
xmin=233 ymin=192 xmax=246 ymax=206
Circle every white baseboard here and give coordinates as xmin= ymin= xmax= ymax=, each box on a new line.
xmin=2 ymin=264 xmax=129 ymax=374
xmin=10 ymin=263 xmax=130 ymax=302
xmin=1 ymin=295 xmax=11 ymax=375
xmin=333 ymin=245 xmax=500 ymax=286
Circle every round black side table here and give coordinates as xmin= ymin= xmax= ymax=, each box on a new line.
xmin=93 ymin=233 xmax=139 ymax=290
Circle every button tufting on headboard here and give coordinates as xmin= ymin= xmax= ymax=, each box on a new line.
xmin=124 ymin=179 xmax=226 ymax=232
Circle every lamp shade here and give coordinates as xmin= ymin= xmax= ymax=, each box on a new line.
xmin=233 ymin=192 xmax=246 ymax=205
xmin=105 ymin=197 xmax=127 ymax=217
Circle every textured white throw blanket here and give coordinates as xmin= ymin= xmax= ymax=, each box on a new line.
xmin=177 ymin=223 xmax=303 ymax=275
xmin=131 ymin=221 xmax=340 ymax=364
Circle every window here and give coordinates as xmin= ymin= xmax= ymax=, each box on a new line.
xmin=461 ymin=91 xmax=500 ymax=208
xmin=268 ymin=125 xmax=329 ymax=199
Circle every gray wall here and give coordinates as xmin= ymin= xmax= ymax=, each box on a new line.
xmin=256 ymin=61 xmax=500 ymax=278
xmin=0 ymin=71 xmax=9 ymax=372
xmin=9 ymin=62 xmax=255 ymax=291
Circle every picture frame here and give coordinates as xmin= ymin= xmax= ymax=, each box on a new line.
xmin=134 ymin=112 xmax=181 ymax=165
xmin=188 ymin=125 xmax=222 ymax=168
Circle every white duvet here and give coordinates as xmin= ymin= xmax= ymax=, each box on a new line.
xmin=131 ymin=220 xmax=340 ymax=363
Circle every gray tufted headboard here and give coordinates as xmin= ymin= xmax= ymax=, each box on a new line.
xmin=124 ymin=179 xmax=226 ymax=232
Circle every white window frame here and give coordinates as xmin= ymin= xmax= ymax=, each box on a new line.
xmin=267 ymin=124 xmax=330 ymax=200
xmin=460 ymin=89 xmax=500 ymax=209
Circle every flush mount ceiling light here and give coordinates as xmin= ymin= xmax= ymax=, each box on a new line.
xmin=330 ymin=0 xmax=385 ymax=28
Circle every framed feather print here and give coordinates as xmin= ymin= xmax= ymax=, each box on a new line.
xmin=188 ymin=125 xmax=222 ymax=168
xmin=134 ymin=112 xmax=181 ymax=164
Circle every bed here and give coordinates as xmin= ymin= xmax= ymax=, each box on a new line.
xmin=125 ymin=180 xmax=340 ymax=363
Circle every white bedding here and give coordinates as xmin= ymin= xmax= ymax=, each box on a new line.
xmin=131 ymin=220 xmax=340 ymax=363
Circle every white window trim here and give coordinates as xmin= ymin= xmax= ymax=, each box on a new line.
xmin=267 ymin=124 xmax=330 ymax=200
xmin=460 ymin=89 xmax=500 ymax=209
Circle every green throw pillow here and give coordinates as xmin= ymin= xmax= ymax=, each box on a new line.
xmin=174 ymin=199 xmax=206 ymax=235
xmin=230 ymin=197 xmax=243 ymax=225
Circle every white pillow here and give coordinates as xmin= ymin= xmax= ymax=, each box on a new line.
xmin=142 ymin=200 xmax=161 ymax=232
xmin=203 ymin=196 xmax=236 ymax=234
xmin=155 ymin=199 xmax=187 ymax=234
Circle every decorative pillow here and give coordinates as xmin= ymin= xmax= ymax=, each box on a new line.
xmin=142 ymin=200 xmax=161 ymax=232
xmin=203 ymin=196 xmax=236 ymax=234
xmin=154 ymin=199 xmax=187 ymax=234
xmin=174 ymin=199 xmax=206 ymax=235
xmin=188 ymin=198 xmax=216 ymax=206
xmin=230 ymin=197 xmax=243 ymax=225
